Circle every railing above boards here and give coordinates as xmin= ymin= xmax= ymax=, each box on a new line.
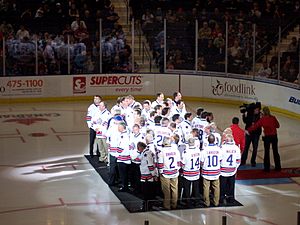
xmin=142 ymin=41 xmax=152 ymax=72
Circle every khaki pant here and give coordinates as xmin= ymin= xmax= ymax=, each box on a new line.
xmin=160 ymin=175 xmax=178 ymax=209
xmin=203 ymin=178 xmax=220 ymax=207
xmin=95 ymin=138 xmax=108 ymax=161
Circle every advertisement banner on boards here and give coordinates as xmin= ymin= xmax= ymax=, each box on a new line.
xmin=0 ymin=74 xmax=156 ymax=98
xmin=203 ymin=76 xmax=259 ymax=102
xmin=0 ymin=77 xmax=45 ymax=97
xmin=72 ymin=74 xmax=155 ymax=96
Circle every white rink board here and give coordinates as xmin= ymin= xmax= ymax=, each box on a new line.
xmin=180 ymin=75 xmax=299 ymax=115
xmin=0 ymin=74 xmax=299 ymax=115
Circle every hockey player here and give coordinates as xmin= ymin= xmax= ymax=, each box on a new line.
xmin=191 ymin=128 xmax=201 ymax=150
xmin=200 ymin=134 xmax=222 ymax=207
xmin=141 ymin=100 xmax=152 ymax=120
xmin=170 ymin=100 xmax=186 ymax=119
xmin=86 ymin=95 xmax=102 ymax=158
xmin=192 ymin=111 xmax=209 ymax=149
xmin=137 ymin=140 xmax=158 ymax=210
xmin=180 ymin=112 xmax=193 ymax=144
xmin=151 ymin=92 xmax=164 ymax=108
xmin=181 ymin=137 xmax=201 ymax=208
xmin=153 ymin=116 xmax=172 ymax=152
xmin=94 ymin=101 xmax=111 ymax=162
xmin=220 ymin=134 xmax=241 ymax=204
xmin=120 ymin=96 xmax=135 ymax=131
xmin=129 ymin=124 xmax=145 ymax=192
xmin=116 ymin=122 xmax=131 ymax=192
xmin=157 ymin=137 xmax=181 ymax=209
xmin=209 ymin=122 xmax=222 ymax=147
xmin=111 ymin=97 xmax=123 ymax=115
xmin=127 ymin=95 xmax=142 ymax=109
xmin=106 ymin=109 xmax=124 ymax=186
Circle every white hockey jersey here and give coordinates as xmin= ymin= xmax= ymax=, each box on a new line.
xmin=86 ymin=103 xmax=99 ymax=128
xmin=153 ymin=125 xmax=172 ymax=150
xmin=181 ymin=146 xmax=201 ymax=181
xmin=200 ymin=144 xmax=222 ymax=180
xmin=139 ymin=147 xmax=158 ymax=182
xmin=94 ymin=109 xmax=111 ymax=139
xmin=211 ymin=131 xmax=222 ymax=147
xmin=157 ymin=145 xmax=181 ymax=178
xmin=129 ymin=132 xmax=145 ymax=164
xmin=116 ymin=131 xmax=131 ymax=164
xmin=191 ymin=117 xmax=209 ymax=143
xmin=220 ymin=142 xmax=241 ymax=177
xmin=180 ymin=120 xmax=192 ymax=144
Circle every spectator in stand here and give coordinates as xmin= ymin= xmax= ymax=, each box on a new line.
xmin=235 ymin=10 xmax=247 ymax=23
xmin=230 ymin=117 xmax=245 ymax=153
xmin=33 ymin=4 xmax=44 ymax=31
xmin=142 ymin=9 xmax=154 ymax=30
xmin=247 ymin=106 xmax=281 ymax=172
xmin=284 ymin=63 xmax=298 ymax=83
xmin=20 ymin=9 xmax=33 ymax=28
xmin=210 ymin=8 xmax=222 ymax=25
xmin=186 ymin=8 xmax=199 ymax=24
xmin=204 ymin=39 xmax=218 ymax=62
xmin=199 ymin=8 xmax=208 ymax=23
xmin=71 ymin=16 xmax=87 ymax=32
xmin=43 ymin=39 xmax=56 ymax=74
xmin=251 ymin=2 xmax=262 ymax=24
xmin=53 ymin=3 xmax=66 ymax=33
xmin=69 ymin=3 xmax=79 ymax=22
xmin=257 ymin=61 xmax=272 ymax=78
xmin=16 ymin=25 xmax=30 ymax=40
xmin=229 ymin=39 xmax=242 ymax=58
xmin=222 ymin=10 xmax=232 ymax=22
xmin=62 ymin=24 xmax=73 ymax=37
xmin=281 ymin=55 xmax=293 ymax=81
xmin=293 ymin=1 xmax=300 ymax=19
xmin=102 ymin=36 xmax=115 ymax=72
xmin=165 ymin=9 xmax=176 ymax=23
xmin=287 ymin=37 xmax=298 ymax=52
xmin=197 ymin=56 xmax=206 ymax=71
xmin=211 ymin=22 xmax=223 ymax=39
xmin=74 ymin=21 xmax=89 ymax=42
xmin=213 ymin=33 xmax=225 ymax=52
xmin=154 ymin=7 xmax=163 ymax=23
xmin=103 ymin=5 xmax=120 ymax=30
xmin=198 ymin=21 xmax=212 ymax=42
xmin=0 ymin=21 xmax=14 ymax=37
xmin=82 ymin=9 xmax=95 ymax=33
xmin=175 ymin=7 xmax=186 ymax=22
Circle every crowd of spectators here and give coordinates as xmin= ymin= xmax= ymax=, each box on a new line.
xmin=0 ymin=0 xmax=299 ymax=82
xmin=0 ymin=0 xmax=135 ymax=75
xmin=130 ymin=0 xmax=300 ymax=81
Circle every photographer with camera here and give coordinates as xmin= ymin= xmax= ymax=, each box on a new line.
xmin=240 ymin=102 xmax=262 ymax=167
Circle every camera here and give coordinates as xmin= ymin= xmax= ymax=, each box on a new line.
xmin=240 ymin=102 xmax=261 ymax=114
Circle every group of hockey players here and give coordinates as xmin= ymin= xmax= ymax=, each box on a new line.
xmin=86 ymin=92 xmax=241 ymax=210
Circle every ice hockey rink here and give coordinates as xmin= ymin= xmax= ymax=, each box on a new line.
xmin=0 ymin=99 xmax=299 ymax=225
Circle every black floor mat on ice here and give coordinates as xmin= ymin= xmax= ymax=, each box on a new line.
xmin=85 ymin=155 xmax=243 ymax=213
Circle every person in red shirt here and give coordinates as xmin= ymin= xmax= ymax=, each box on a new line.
xmin=247 ymin=106 xmax=281 ymax=172
xmin=230 ymin=117 xmax=245 ymax=154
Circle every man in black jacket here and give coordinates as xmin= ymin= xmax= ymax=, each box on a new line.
xmin=241 ymin=103 xmax=262 ymax=167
